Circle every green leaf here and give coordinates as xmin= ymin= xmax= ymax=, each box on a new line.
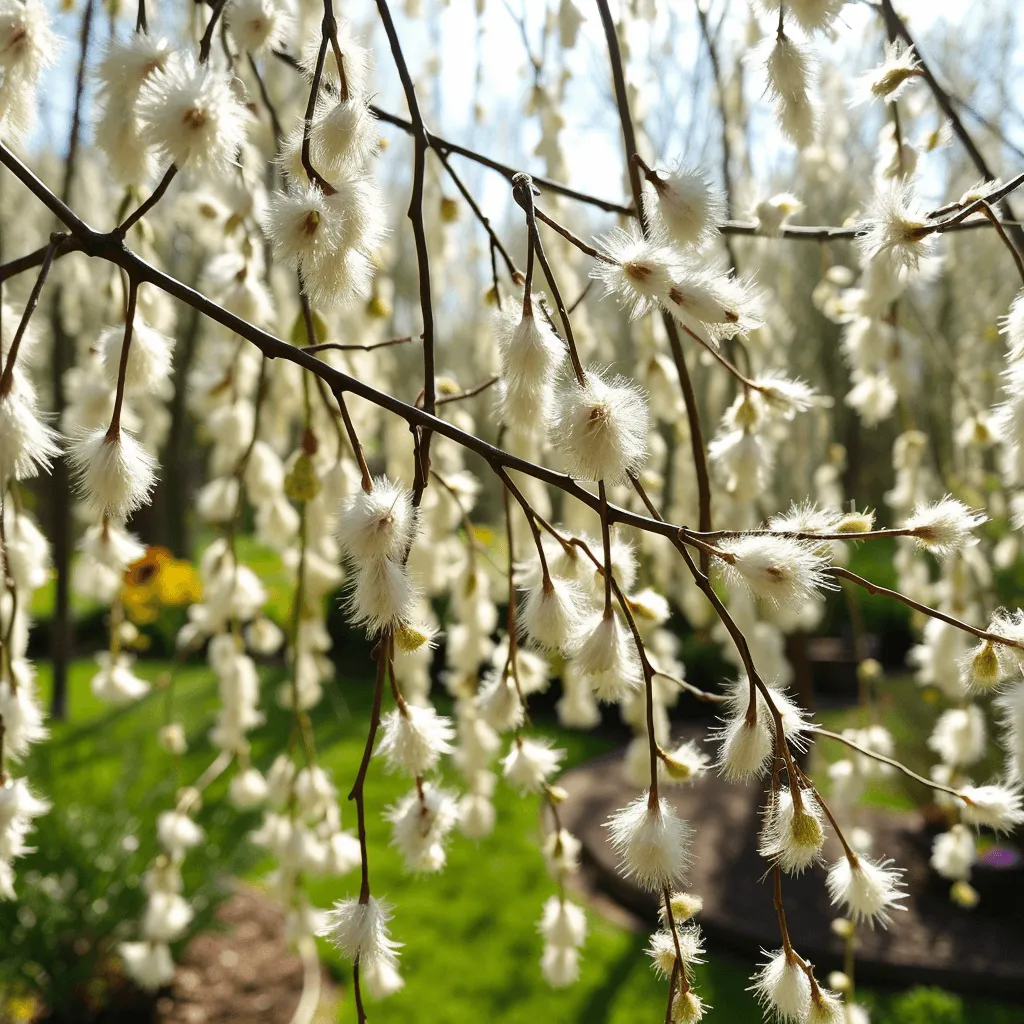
xmin=289 ymin=308 xmax=329 ymax=347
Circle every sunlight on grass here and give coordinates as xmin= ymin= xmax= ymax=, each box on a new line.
xmin=27 ymin=659 xmax=1022 ymax=1023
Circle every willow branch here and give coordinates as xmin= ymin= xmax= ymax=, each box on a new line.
xmin=372 ymin=0 xmax=437 ymax=505
xmin=0 ymin=238 xmax=60 ymax=396
xmin=117 ymin=165 xmax=179 ymax=237
xmin=303 ymin=335 xmax=414 ymax=354
xmin=833 ymin=565 xmax=1021 ymax=647
xmin=198 ymin=0 xmax=229 ymax=64
xmin=878 ymin=0 xmax=1024 ymax=254
xmin=435 ymin=146 xmax=520 ymax=282
xmin=436 ymin=375 xmax=500 ymax=406
xmin=811 ymin=727 xmax=965 ymax=801
xmin=0 ymin=237 xmax=81 ymax=283
xmin=594 ymin=0 xmax=713 ymax=557
xmin=0 ymin=137 xmax=801 ymax=549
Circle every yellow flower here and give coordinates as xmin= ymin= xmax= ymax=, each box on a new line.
xmin=156 ymin=560 xmax=202 ymax=605
xmin=121 ymin=547 xmax=202 ymax=624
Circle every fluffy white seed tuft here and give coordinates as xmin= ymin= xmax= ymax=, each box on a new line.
xmin=501 ymin=737 xmax=565 ymax=794
xmin=318 ymin=896 xmax=402 ymax=973
xmin=749 ymin=949 xmax=812 ymax=1023
xmin=136 ymin=54 xmax=249 ymax=176
xmin=714 ymin=535 xmax=834 ymax=611
xmin=385 ymin=783 xmax=459 ymax=873
xmin=857 ymin=179 xmax=936 ymax=273
xmin=375 ymin=704 xmax=455 ymax=777
xmin=100 ymin=320 xmax=173 ymax=395
xmin=605 ymin=793 xmax=692 ymax=892
xmin=957 ymin=783 xmax=1024 ymax=832
xmin=337 ymin=477 xmax=416 ymax=564
xmin=554 ymin=369 xmax=649 ymax=485
xmin=825 ymin=855 xmax=906 ymax=928
xmin=0 ymin=390 xmax=61 ymax=484
xmin=68 ymin=426 xmax=158 ymax=520
xmin=758 ymin=787 xmax=826 ymax=875
xmin=225 ymin=0 xmax=294 ymax=54
xmin=519 ymin=575 xmax=586 ymax=653
xmin=904 ymin=496 xmax=986 ymax=555
xmin=641 ymin=163 xmax=725 ymax=248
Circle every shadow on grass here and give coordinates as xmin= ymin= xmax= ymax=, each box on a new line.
xmin=577 ymin=933 xmax=653 ymax=1023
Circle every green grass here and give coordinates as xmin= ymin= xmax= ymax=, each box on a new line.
xmin=19 ymin=658 xmax=1024 ymax=1024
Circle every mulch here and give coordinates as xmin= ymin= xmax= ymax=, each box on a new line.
xmin=558 ymin=745 xmax=1024 ymax=1001
xmin=155 ymin=889 xmax=337 ymax=1024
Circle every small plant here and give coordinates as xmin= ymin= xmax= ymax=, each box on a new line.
xmin=885 ymin=987 xmax=963 ymax=1024
xmin=0 ymin=790 xmax=248 ymax=1023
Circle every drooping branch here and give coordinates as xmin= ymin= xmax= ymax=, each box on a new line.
xmin=435 ymin=146 xmax=520 ymax=284
xmin=372 ymin=0 xmax=437 ymax=505
xmin=265 ymin=42 xmax=1024 ymax=246
xmin=0 ymin=238 xmax=60 ymax=397
xmin=5 ymin=138 xmax=1023 ymax=668
xmin=594 ymin=0 xmax=714 ymax=560
xmin=879 ymin=0 xmax=1024 ymax=255
xmin=694 ymin=0 xmax=739 ymax=270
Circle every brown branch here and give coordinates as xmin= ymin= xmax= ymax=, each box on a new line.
xmin=198 ymin=0 xmax=229 ymax=64
xmin=533 ymin=205 xmax=612 ymax=262
xmin=61 ymin=0 xmax=95 ymax=208
xmin=0 ymin=137 xmax=815 ymax=550
xmin=328 ymin=384 xmax=373 ymax=492
xmin=117 ymin=165 xmax=178 ymax=237
xmin=679 ymin=322 xmax=756 ymax=389
xmin=594 ymin=0 xmax=713 ymax=561
xmin=299 ymin=25 xmax=335 ymax=194
xmin=372 ymin=0 xmax=437 ymax=506
xmin=347 ymin=634 xmax=390 ymax=1024
xmin=652 ymin=670 xmax=728 ymax=704
xmin=979 ymin=201 xmax=1024 ymax=285
xmin=512 ymin=174 xmax=587 ymax=386
xmin=811 ymin=726 xmax=965 ymax=800
xmin=107 ymin=278 xmax=139 ymax=437
xmin=435 ymin=375 xmax=500 ymax=406
xmin=435 ymin=146 xmax=520 ymax=283
xmin=0 ymin=237 xmax=81 ymax=283
xmin=369 ymin=100 xmax=633 ymax=215
xmin=693 ymin=0 xmax=739 ymax=270
xmin=247 ymin=53 xmax=284 ymax=150
xmin=302 ymin=335 xmax=414 ymax=353
xmin=269 ymin=47 xmax=633 ymax=216
xmin=0 ymin=237 xmax=60 ymax=397
xmin=833 ymin=565 xmax=1021 ymax=648
xmin=878 ymin=0 xmax=1024 ymax=255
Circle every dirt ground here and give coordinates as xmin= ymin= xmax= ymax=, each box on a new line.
xmin=155 ymin=890 xmax=338 ymax=1024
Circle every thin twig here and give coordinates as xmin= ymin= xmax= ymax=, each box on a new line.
xmin=435 ymin=146 xmax=520 ymax=282
xmin=117 ymin=165 xmax=179 ymax=237
xmin=198 ymin=0 xmax=230 ymax=64
xmin=373 ymin=0 xmax=437 ymax=506
xmin=594 ymin=0 xmax=713 ymax=558
xmin=833 ymin=565 xmax=1022 ymax=648
xmin=0 ymin=237 xmax=80 ymax=284
xmin=0 ymin=238 xmax=60 ymax=397
xmin=878 ymin=0 xmax=1024 ymax=255
xmin=0 ymin=137 xmax=902 ymax=552
xmin=512 ymin=174 xmax=587 ymax=385
xmin=248 ymin=54 xmax=285 ymax=150
xmin=435 ymin=375 xmax=500 ymax=406
xmin=811 ymin=727 xmax=966 ymax=801
xmin=303 ymin=336 xmax=414 ymax=353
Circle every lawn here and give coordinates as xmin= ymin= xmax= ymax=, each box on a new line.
xmin=9 ymin=651 xmax=1023 ymax=1024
